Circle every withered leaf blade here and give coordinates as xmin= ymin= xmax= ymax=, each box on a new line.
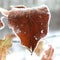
xmin=0 ymin=20 xmax=3 ymax=28
xmin=8 ymin=6 xmax=50 ymax=52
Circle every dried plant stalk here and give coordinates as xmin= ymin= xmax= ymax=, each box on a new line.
xmin=0 ymin=34 xmax=15 ymax=60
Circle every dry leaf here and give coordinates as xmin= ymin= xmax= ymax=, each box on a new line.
xmin=34 ymin=41 xmax=43 ymax=56
xmin=41 ymin=45 xmax=54 ymax=60
xmin=8 ymin=5 xmax=50 ymax=52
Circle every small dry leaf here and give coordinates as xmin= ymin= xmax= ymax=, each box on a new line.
xmin=34 ymin=41 xmax=43 ymax=56
xmin=41 ymin=45 xmax=54 ymax=60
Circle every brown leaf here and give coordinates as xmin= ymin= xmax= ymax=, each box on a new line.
xmin=8 ymin=6 xmax=50 ymax=52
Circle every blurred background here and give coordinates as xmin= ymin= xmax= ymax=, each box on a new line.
xmin=0 ymin=0 xmax=60 ymax=38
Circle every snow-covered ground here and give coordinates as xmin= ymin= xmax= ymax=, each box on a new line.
xmin=6 ymin=31 xmax=60 ymax=60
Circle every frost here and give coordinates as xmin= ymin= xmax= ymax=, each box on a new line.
xmin=39 ymin=15 xmax=42 ymax=18
xmin=24 ymin=32 xmax=26 ymax=34
xmin=41 ymin=23 xmax=43 ymax=25
xmin=16 ymin=28 xmax=21 ymax=33
xmin=41 ymin=30 xmax=44 ymax=34
xmin=34 ymin=36 xmax=38 ymax=40
xmin=20 ymin=24 xmax=24 ymax=27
